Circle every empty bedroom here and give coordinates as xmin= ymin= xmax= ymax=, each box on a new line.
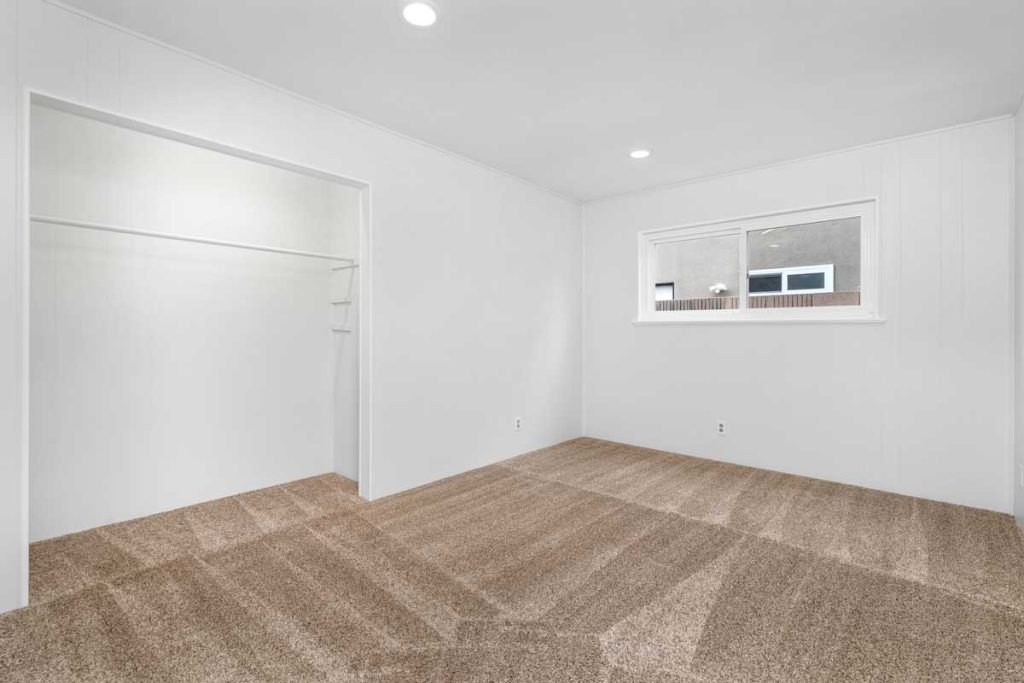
xmin=2 ymin=0 xmax=1024 ymax=680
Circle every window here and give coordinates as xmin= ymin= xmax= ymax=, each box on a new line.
xmin=748 ymin=265 xmax=834 ymax=296
xmin=637 ymin=199 xmax=878 ymax=322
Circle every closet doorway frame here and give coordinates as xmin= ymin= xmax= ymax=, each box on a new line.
xmin=17 ymin=90 xmax=375 ymax=603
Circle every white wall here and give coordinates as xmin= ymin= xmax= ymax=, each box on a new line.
xmin=0 ymin=0 xmax=583 ymax=613
xmin=29 ymin=104 xmax=361 ymax=541
xmin=584 ymin=117 xmax=1014 ymax=513
xmin=1014 ymin=102 xmax=1023 ymax=526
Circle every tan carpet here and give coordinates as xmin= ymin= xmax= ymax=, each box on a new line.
xmin=3 ymin=437 xmax=1024 ymax=681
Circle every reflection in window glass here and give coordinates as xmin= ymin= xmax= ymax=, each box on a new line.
xmin=787 ymin=272 xmax=826 ymax=291
xmin=748 ymin=273 xmax=782 ymax=294
xmin=746 ymin=218 xmax=860 ymax=309
xmin=653 ymin=234 xmax=739 ymax=310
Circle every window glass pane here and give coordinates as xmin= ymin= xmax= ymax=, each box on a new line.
xmin=747 ymin=218 xmax=860 ymax=309
xmin=654 ymin=234 xmax=739 ymax=311
xmin=787 ymin=272 xmax=825 ymax=290
xmin=748 ymin=273 xmax=782 ymax=294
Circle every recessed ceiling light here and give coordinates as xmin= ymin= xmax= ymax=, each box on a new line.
xmin=629 ymin=149 xmax=651 ymax=159
xmin=403 ymin=2 xmax=437 ymax=27
xmin=768 ymin=244 xmax=780 ymax=248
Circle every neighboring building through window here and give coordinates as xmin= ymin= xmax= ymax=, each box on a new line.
xmin=638 ymin=200 xmax=877 ymax=321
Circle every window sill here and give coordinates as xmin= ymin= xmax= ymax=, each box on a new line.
xmin=633 ymin=315 xmax=886 ymax=326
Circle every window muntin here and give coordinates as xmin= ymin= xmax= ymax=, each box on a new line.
xmin=638 ymin=200 xmax=878 ymax=322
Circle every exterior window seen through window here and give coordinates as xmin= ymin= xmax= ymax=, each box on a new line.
xmin=746 ymin=218 xmax=858 ymax=308
xmin=639 ymin=200 xmax=876 ymax=321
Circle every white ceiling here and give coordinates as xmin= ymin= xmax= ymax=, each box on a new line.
xmin=64 ymin=0 xmax=1024 ymax=201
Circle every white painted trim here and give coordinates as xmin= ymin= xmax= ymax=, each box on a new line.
xmin=579 ymin=203 xmax=587 ymax=436
xmin=39 ymin=0 xmax=579 ymax=206
xmin=1010 ymin=105 xmax=1018 ymax=519
xmin=17 ymin=56 xmax=30 ymax=611
xmin=358 ymin=183 xmax=373 ymax=500
xmin=638 ymin=198 xmax=879 ymax=323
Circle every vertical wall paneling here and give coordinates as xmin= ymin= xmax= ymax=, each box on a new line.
xmin=583 ymin=118 xmax=1014 ymax=513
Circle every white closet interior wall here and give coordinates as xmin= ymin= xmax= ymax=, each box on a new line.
xmin=29 ymin=103 xmax=360 ymax=542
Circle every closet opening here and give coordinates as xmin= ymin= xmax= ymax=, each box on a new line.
xmin=23 ymin=93 xmax=371 ymax=573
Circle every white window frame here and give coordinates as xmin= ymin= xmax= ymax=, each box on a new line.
xmin=748 ymin=264 xmax=834 ymax=296
xmin=637 ymin=198 xmax=882 ymax=324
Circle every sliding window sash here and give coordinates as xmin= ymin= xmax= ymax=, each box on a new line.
xmin=637 ymin=198 xmax=880 ymax=324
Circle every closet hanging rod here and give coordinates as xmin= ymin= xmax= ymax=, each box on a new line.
xmin=30 ymin=215 xmax=357 ymax=263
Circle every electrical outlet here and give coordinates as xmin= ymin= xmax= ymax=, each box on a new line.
xmin=716 ymin=420 xmax=726 ymax=436
xmin=514 ymin=416 xmax=523 ymax=432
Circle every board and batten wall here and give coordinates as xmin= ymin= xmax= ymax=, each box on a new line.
xmin=0 ymin=0 xmax=583 ymax=613
xmin=583 ymin=117 xmax=1014 ymax=514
